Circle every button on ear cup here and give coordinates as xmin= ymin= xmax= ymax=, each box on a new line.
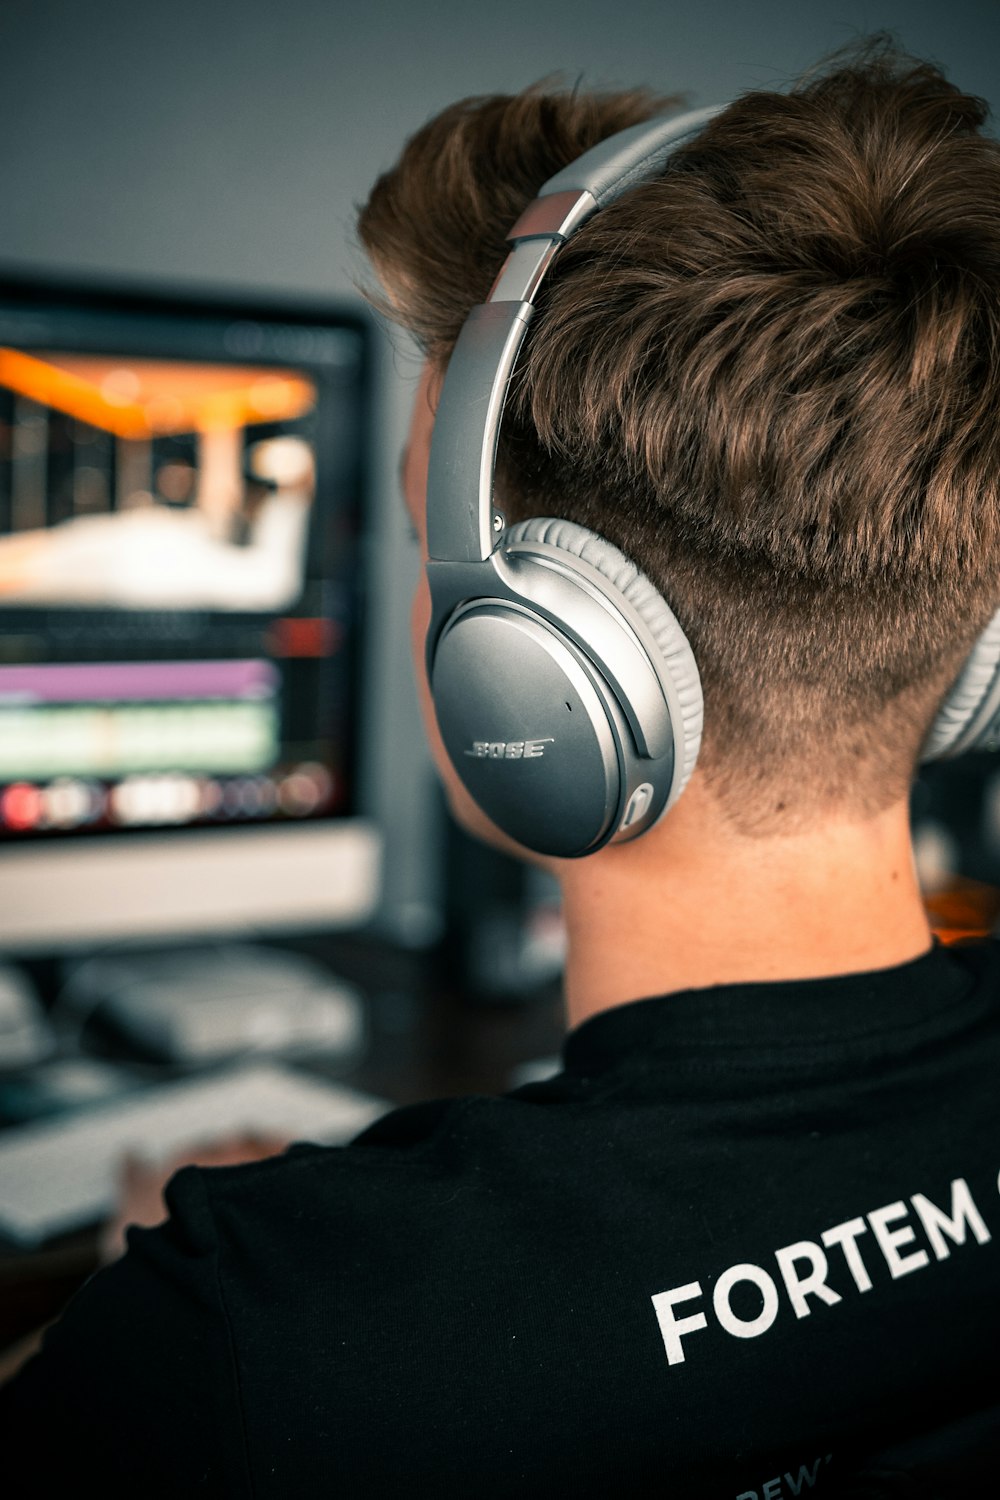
xmin=504 ymin=517 xmax=703 ymax=800
xmin=923 ymin=606 xmax=1000 ymax=759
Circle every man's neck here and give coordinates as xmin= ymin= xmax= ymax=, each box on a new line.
xmin=556 ymin=778 xmax=932 ymax=1032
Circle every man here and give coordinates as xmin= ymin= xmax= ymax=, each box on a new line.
xmin=2 ymin=40 xmax=1000 ymax=1497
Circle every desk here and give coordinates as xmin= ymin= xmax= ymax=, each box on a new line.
xmin=0 ymin=932 xmax=564 ymax=1360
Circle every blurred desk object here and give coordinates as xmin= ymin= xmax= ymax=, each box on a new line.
xmin=311 ymin=932 xmax=564 ymax=1105
xmin=0 ymin=932 xmax=565 ymax=1359
xmin=923 ymin=876 xmax=1000 ymax=946
xmin=60 ymin=944 xmax=366 ymax=1065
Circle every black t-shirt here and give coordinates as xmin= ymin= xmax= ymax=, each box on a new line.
xmin=3 ymin=941 xmax=1000 ymax=1497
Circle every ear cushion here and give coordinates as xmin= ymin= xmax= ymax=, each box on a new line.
xmin=922 ymin=606 xmax=1000 ymax=760
xmin=504 ymin=517 xmax=703 ymax=798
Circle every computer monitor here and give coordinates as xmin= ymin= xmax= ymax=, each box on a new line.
xmin=0 ymin=277 xmax=380 ymax=949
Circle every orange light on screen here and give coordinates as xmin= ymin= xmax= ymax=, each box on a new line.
xmin=0 ymin=350 xmax=316 ymax=437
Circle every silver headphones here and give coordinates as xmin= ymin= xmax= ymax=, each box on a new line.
xmin=424 ymin=106 xmax=1000 ymax=859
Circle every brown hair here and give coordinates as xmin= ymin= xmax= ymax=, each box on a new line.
xmin=358 ymin=43 xmax=1000 ymax=830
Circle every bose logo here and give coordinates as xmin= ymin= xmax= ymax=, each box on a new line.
xmin=465 ymin=738 xmax=554 ymax=760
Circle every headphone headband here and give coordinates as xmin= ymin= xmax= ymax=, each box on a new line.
xmin=426 ymin=106 xmax=723 ymax=566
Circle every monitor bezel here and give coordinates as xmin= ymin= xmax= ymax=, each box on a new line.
xmin=0 ymin=273 xmax=382 ymax=949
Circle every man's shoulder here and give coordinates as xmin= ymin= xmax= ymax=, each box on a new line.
xmin=192 ymin=1075 xmax=587 ymax=1220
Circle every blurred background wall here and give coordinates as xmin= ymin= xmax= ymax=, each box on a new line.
xmin=0 ymin=0 xmax=995 ymax=295
xmin=0 ymin=0 xmax=996 ymax=936
xmin=1 ymin=0 xmax=996 ymax=296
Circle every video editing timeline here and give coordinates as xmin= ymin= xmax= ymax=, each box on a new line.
xmin=0 ymin=657 xmax=315 ymax=833
xmin=0 ymin=286 xmax=369 ymax=842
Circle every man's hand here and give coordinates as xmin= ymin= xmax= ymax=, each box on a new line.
xmin=0 ymin=1135 xmax=289 ymax=1390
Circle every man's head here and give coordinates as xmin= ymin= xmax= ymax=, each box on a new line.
xmin=359 ymin=42 xmax=1000 ymax=837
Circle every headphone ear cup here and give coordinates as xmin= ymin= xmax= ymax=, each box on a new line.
xmin=505 ymin=518 xmax=703 ymax=801
xmin=923 ymin=606 xmax=1000 ymax=760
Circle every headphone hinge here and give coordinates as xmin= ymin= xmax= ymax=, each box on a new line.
xmin=507 ymin=189 xmax=598 ymax=243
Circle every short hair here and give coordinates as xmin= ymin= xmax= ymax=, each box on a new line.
xmin=358 ymin=42 xmax=1000 ymax=831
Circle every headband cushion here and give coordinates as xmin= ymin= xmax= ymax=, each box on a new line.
xmin=538 ymin=105 xmax=722 ymax=209
xmin=504 ymin=516 xmax=703 ymax=798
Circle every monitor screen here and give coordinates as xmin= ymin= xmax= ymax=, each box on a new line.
xmin=0 ymin=280 xmax=379 ymax=947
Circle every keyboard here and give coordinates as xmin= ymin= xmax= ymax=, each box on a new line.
xmin=0 ymin=1063 xmax=388 ymax=1246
